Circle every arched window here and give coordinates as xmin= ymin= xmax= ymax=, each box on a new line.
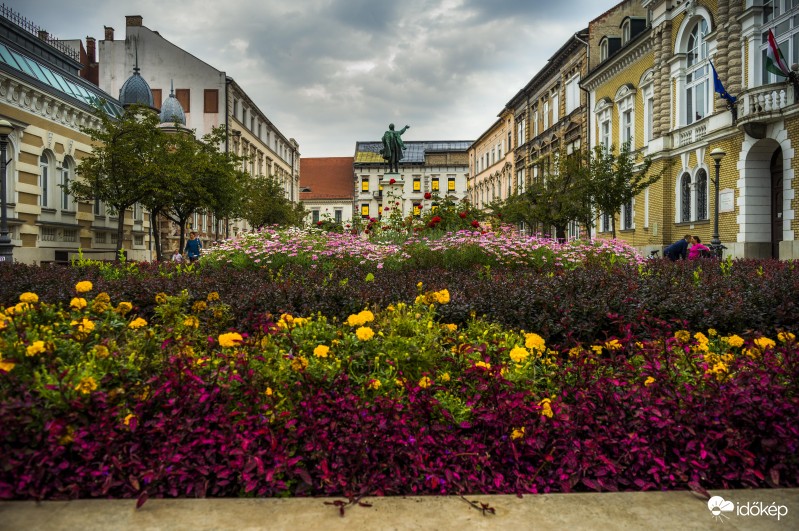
xmin=685 ymin=19 xmax=710 ymax=125
xmin=623 ymin=200 xmax=634 ymax=230
xmin=39 ymin=151 xmax=55 ymax=208
xmin=696 ymin=169 xmax=708 ymax=220
xmin=680 ymin=173 xmax=692 ymax=222
xmin=61 ymin=157 xmax=74 ymax=211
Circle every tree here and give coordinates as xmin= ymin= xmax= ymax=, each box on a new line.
xmin=588 ymin=143 xmax=660 ymax=239
xmin=241 ymin=174 xmax=306 ymax=228
xmin=68 ymin=104 xmax=166 ymax=258
xmin=496 ymin=151 xmax=592 ymax=240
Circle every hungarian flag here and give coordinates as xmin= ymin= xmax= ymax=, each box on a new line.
xmin=765 ymin=28 xmax=791 ymax=77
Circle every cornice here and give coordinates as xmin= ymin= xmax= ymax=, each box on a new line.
xmin=583 ymin=36 xmax=653 ymax=92
xmin=0 ymin=74 xmax=102 ymax=133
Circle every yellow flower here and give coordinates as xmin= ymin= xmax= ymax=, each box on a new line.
xmin=123 ymin=414 xmax=136 ymax=426
xmin=75 ymin=281 xmax=93 ymax=294
xmin=511 ymin=427 xmax=525 ymax=440
xmin=674 ymin=330 xmax=691 ymax=344
xmin=440 ymin=372 xmax=450 ymax=382
xmin=368 ymin=379 xmax=381 ymax=390
xmin=418 ymin=376 xmax=433 ymax=389
xmin=604 ymin=339 xmax=622 ymax=350
xmin=265 ymin=387 xmax=273 ymax=396
xmin=443 ymin=323 xmax=457 ymax=332
xmin=0 ymin=357 xmax=15 ymax=372
xmin=70 ymin=297 xmax=87 ymax=310
xmin=568 ymin=346 xmax=582 ymax=358
xmin=346 ymin=310 xmax=374 ymax=327
xmin=754 ymin=337 xmax=776 ymax=350
xmin=539 ymin=397 xmax=554 ymax=418
xmin=474 ymin=361 xmax=491 ymax=370
xmin=75 ymin=376 xmax=98 ymax=394
xmin=725 ymin=335 xmax=745 ymax=348
xmin=708 ymin=328 xmax=718 ymax=337
xmin=694 ymin=332 xmax=708 ymax=344
xmin=207 ymin=291 xmax=220 ymax=302
xmin=26 ymin=340 xmax=46 ymax=357
xmin=192 ymin=301 xmax=208 ymax=313
xmin=778 ymin=331 xmax=796 ymax=343
xmin=218 ymin=332 xmax=244 ymax=348
xmin=95 ymin=292 xmax=111 ymax=304
xmin=524 ymin=333 xmax=546 ymax=352
xmin=395 ymin=378 xmax=406 ymax=387
xmin=313 ymin=344 xmax=330 ymax=358
xmin=644 ymin=376 xmax=655 ymax=387
xmin=509 ymin=346 xmax=530 ymax=363
xmin=116 ymin=302 xmax=133 ymax=315
xmin=290 ymin=356 xmax=308 ymax=371
xmin=59 ymin=426 xmax=74 ymax=445
xmin=293 ymin=317 xmax=309 ymax=327
xmin=356 ymin=326 xmax=375 ymax=341
xmin=155 ymin=292 xmax=168 ymax=304
xmin=416 ymin=281 xmax=423 ymax=290
xmin=183 ymin=316 xmax=199 ymax=328
xmin=433 ymin=289 xmax=450 ymax=304
xmin=19 ymin=292 xmax=39 ymax=304
xmin=71 ymin=318 xmax=95 ymax=334
xmin=0 ymin=313 xmax=8 ymax=330
xmin=93 ymin=345 xmax=110 ymax=359
xmin=128 ymin=317 xmax=148 ymax=329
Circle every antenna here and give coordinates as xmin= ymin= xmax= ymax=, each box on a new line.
xmin=133 ymin=40 xmax=140 ymax=74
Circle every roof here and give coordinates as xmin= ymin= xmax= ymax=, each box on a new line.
xmin=354 ymin=140 xmax=472 ymax=165
xmin=299 ymin=157 xmax=354 ymax=200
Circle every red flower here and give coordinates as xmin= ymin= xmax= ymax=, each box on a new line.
xmin=389 ymin=178 xmax=396 ymax=184
xmin=424 ymin=192 xmax=432 ymax=200
xmin=384 ymin=207 xmax=390 ymax=211
xmin=370 ymin=218 xmax=377 ymax=223
xmin=471 ymin=220 xmax=480 ymax=228
xmin=459 ymin=212 xmax=467 ymax=219
xmin=431 ymin=216 xmax=442 ymax=224
xmin=316 ymin=221 xmax=323 ymax=226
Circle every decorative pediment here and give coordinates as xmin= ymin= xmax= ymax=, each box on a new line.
xmin=595 ymin=97 xmax=613 ymax=114
xmin=615 ymin=83 xmax=637 ymax=101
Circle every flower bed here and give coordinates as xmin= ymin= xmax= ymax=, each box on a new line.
xmin=1 ymin=282 xmax=797 ymax=501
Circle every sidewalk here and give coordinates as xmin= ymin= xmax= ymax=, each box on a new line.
xmin=1 ymin=489 xmax=796 ymax=530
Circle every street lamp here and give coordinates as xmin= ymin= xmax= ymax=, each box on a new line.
xmin=0 ymin=119 xmax=14 ymax=264
xmin=709 ymin=147 xmax=726 ymax=258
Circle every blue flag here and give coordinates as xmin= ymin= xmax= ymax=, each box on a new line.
xmin=711 ymin=61 xmax=736 ymax=105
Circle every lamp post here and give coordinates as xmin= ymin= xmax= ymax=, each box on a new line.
xmin=709 ymin=147 xmax=726 ymax=258
xmin=0 ymin=119 xmax=14 ymax=264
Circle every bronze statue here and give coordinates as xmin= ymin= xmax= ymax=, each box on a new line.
xmin=381 ymin=123 xmax=410 ymax=173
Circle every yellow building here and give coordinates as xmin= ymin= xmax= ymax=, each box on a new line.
xmin=586 ymin=0 xmax=799 ymax=259
xmin=0 ymin=6 xmax=150 ymax=264
xmin=468 ymin=109 xmax=514 ymax=208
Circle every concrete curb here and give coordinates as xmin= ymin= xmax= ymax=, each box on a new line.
xmin=1 ymin=489 xmax=796 ymax=530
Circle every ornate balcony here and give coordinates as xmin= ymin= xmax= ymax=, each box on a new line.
xmin=736 ymin=83 xmax=795 ymax=138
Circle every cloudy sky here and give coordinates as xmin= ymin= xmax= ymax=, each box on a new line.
xmin=15 ymin=0 xmax=609 ymax=157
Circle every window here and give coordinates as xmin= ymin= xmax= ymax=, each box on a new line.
xmin=508 ymin=131 xmax=512 ymax=150
xmin=413 ymin=203 xmax=421 ymax=217
xmin=599 ymin=109 xmax=612 ymax=151
xmin=312 ymin=210 xmax=320 ymax=223
xmin=601 ymin=211 xmax=611 ymax=232
xmin=134 ymin=234 xmax=144 ymax=246
xmin=696 ymin=169 xmax=709 ymax=220
xmin=600 ymin=38 xmax=609 ymax=61
xmin=361 ymin=204 xmax=370 ymax=218
xmin=334 ymin=209 xmax=342 ymax=223
xmin=110 ymin=232 xmax=118 ymax=245
xmin=517 ymin=117 xmax=525 ymax=146
xmin=41 ymin=227 xmax=57 ymax=241
xmin=517 ymin=168 xmax=525 ymax=191
xmin=61 ymin=158 xmax=73 ymax=211
xmin=642 ymin=83 xmax=654 ymax=144
xmin=361 ymin=178 xmax=370 ymax=192
xmin=565 ymin=75 xmax=580 ymax=114
xmin=39 ymin=152 xmax=53 ymax=208
xmin=685 ymin=19 xmax=709 ymax=125
xmin=175 ymin=89 xmax=190 ymax=113
xmin=552 ymin=91 xmax=559 ymax=124
xmin=251 ymin=116 xmax=255 ymax=132
xmin=622 ymin=19 xmax=631 ymax=44
xmin=431 ymin=177 xmax=439 ymax=191
xmin=448 ymin=177 xmax=456 ymax=191
xmin=622 ymin=200 xmax=634 ymax=230
xmin=498 ymin=143 xmax=502 ymax=159
xmin=204 ymin=89 xmax=219 ymax=113
xmin=258 ymin=123 xmax=262 ymax=138
xmin=151 ymin=89 xmax=162 ymax=110
xmin=543 ymin=101 xmax=549 ymax=130
xmin=680 ymin=173 xmax=692 ymax=222
xmin=95 ymin=232 xmax=106 ymax=244
xmin=760 ymin=2 xmax=799 ymax=84
xmin=413 ymin=177 xmax=421 ymax=191
xmin=233 ymin=99 xmax=238 ymax=118
xmin=533 ymin=110 xmax=539 ymax=137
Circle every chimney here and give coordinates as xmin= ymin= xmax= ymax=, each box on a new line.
xmin=38 ymin=30 xmax=49 ymax=41
xmin=126 ymin=15 xmax=143 ymax=27
xmin=86 ymin=36 xmax=96 ymax=62
xmin=104 ymin=26 xmax=114 ymax=40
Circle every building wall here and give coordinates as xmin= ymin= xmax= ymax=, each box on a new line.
xmin=303 ymin=200 xmax=354 ymax=228
xmin=468 ymin=110 xmax=514 ymax=208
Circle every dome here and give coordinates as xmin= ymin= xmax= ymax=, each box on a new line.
xmin=119 ymin=64 xmax=154 ymax=108
xmin=159 ymin=85 xmax=185 ymax=125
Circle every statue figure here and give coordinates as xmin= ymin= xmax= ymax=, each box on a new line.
xmin=380 ymin=123 xmax=410 ymax=173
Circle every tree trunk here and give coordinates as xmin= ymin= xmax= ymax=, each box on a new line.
xmin=611 ymin=216 xmax=617 ymax=240
xmin=151 ymin=207 xmax=163 ymax=261
xmin=115 ymin=209 xmax=126 ymax=261
xmin=555 ymin=224 xmax=567 ymax=242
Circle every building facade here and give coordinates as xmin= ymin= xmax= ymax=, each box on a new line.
xmin=583 ymin=0 xmax=799 ymax=259
xmin=299 ymin=157 xmax=355 ymax=227
xmin=507 ymin=29 xmax=590 ymax=238
xmin=0 ymin=6 xmax=150 ymax=264
xmin=468 ymin=109 xmax=514 ymax=209
xmin=353 ymin=140 xmax=472 ymax=221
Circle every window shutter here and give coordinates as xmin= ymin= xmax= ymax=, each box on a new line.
xmin=204 ymin=89 xmax=219 ymax=113
xmin=151 ymin=89 xmax=162 ymax=110
xmin=175 ymin=89 xmax=190 ymax=112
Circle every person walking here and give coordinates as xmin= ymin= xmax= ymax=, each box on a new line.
xmin=663 ymin=234 xmax=691 ymax=261
xmin=171 ymin=249 xmax=184 ymax=263
xmin=688 ymin=235 xmax=711 ymax=260
xmin=184 ymin=231 xmax=202 ymax=263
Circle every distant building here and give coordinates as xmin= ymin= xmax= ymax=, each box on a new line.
xmin=299 ymin=157 xmax=355 ymax=228
xmin=468 ymin=109 xmax=514 ymax=209
xmin=0 ymin=5 xmax=149 ymax=264
xmin=353 ymin=141 xmax=472 ymax=221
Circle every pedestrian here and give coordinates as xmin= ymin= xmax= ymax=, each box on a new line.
xmin=688 ymin=235 xmax=711 ymax=260
xmin=663 ymin=234 xmax=691 ymax=261
xmin=171 ymin=249 xmax=184 ymax=263
xmin=184 ymin=231 xmax=202 ymax=263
